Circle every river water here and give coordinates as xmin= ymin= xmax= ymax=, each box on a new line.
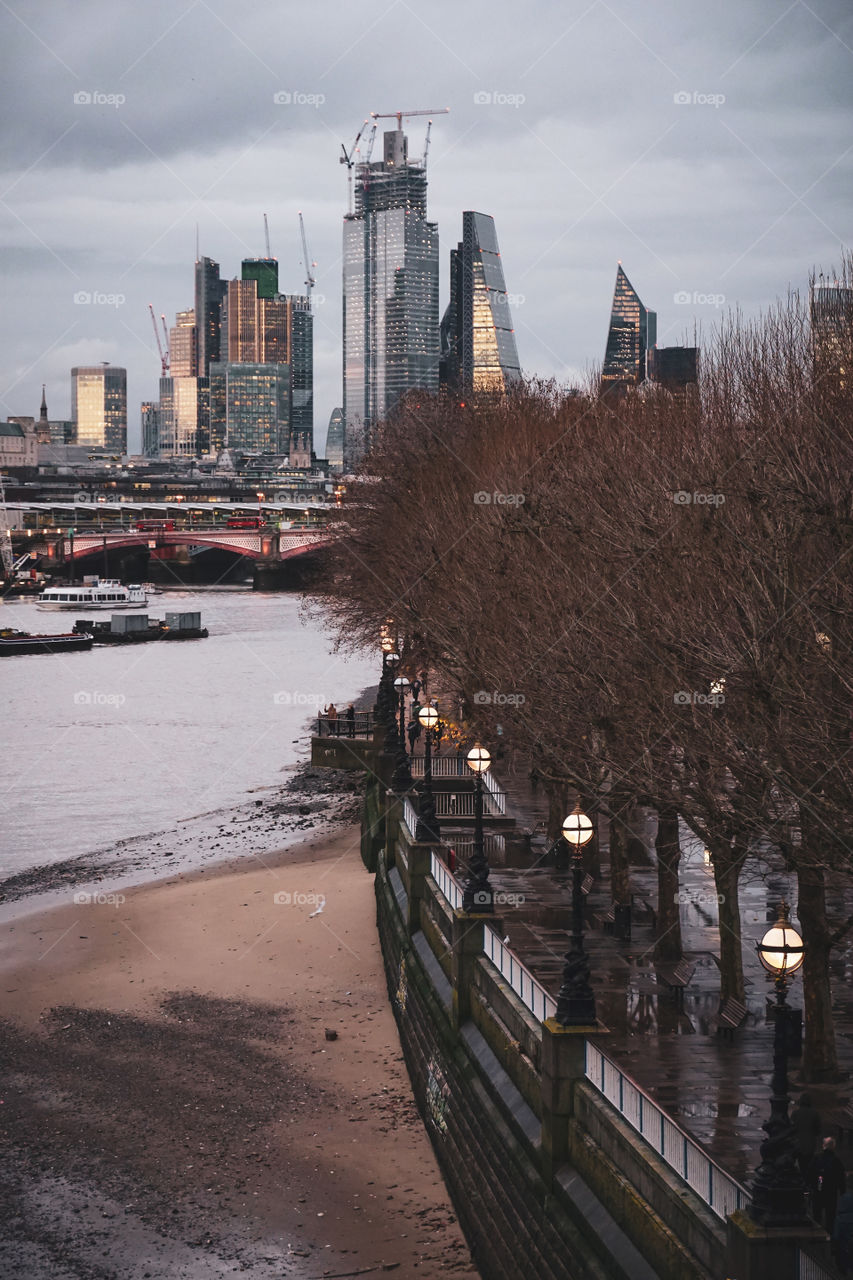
xmin=0 ymin=589 xmax=374 ymax=883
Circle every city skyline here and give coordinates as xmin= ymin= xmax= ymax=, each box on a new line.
xmin=1 ymin=0 xmax=850 ymax=454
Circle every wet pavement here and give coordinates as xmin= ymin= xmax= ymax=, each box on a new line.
xmin=429 ymin=751 xmax=853 ymax=1187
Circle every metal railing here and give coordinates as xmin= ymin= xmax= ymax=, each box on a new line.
xmin=411 ymin=755 xmax=468 ymax=777
xmin=584 ymin=1041 xmax=750 ymax=1222
xmin=441 ymin=832 xmax=506 ymax=861
xmin=430 ymin=850 xmax=463 ymax=911
xmin=434 ymin=789 xmax=506 ymax=818
xmin=402 ymin=796 xmax=419 ymax=839
xmin=796 ymin=1247 xmax=838 ymax=1280
xmin=315 ymin=711 xmax=374 ymax=739
xmin=482 ymin=924 xmax=557 ymax=1022
xmin=482 ymin=768 xmax=507 ymax=815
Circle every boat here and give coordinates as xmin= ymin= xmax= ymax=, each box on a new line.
xmin=0 ymin=627 xmax=94 ymax=655
xmin=38 ymin=579 xmax=147 ymax=611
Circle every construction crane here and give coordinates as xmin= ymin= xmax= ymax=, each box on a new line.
xmin=263 ymin=212 xmax=272 ymax=258
xmin=422 ymin=119 xmax=433 ymax=169
xmin=370 ymin=107 xmax=449 ymax=131
xmin=340 ymin=118 xmax=369 ymax=214
xmin=148 ymin=303 xmax=169 ymax=376
xmin=363 ymin=122 xmax=377 ymax=163
xmin=298 ymin=211 xmax=316 ymax=302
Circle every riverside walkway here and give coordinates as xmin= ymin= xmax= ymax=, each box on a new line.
xmin=424 ymin=750 xmax=853 ymax=1188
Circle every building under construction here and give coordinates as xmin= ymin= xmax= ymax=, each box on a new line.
xmin=342 ymin=111 xmax=444 ymax=466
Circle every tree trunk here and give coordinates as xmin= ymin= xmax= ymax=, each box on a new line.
xmin=543 ymin=777 xmax=570 ymax=844
xmin=608 ymin=796 xmax=632 ymax=905
xmin=797 ymin=861 xmax=839 ymax=1083
xmin=654 ymin=806 xmax=683 ymax=961
xmin=710 ymin=841 xmax=745 ymax=1002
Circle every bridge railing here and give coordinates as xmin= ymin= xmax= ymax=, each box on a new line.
xmin=315 ymin=712 xmax=375 ymax=739
xmin=433 ymin=789 xmax=506 ymax=819
xmin=584 ymin=1041 xmax=751 ymax=1222
xmin=482 ymin=924 xmax=557 ymax=1022
xmin=430 ymin=849 xmax=464 ymax=911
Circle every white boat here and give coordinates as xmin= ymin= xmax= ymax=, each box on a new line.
xmin=38 ymin=579 xmax=148 ymax=611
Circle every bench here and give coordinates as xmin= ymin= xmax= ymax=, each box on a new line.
xmin=716 ymin=997 xmax=748 ymax=1040
xmin=655 ymin=959 xmax=696 ymax=1010
xmin=594 ymin=906 xmax=616 ymax=933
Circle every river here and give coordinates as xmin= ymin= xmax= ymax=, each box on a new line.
xmin=0 ymin=589 xmax=374 ymax=883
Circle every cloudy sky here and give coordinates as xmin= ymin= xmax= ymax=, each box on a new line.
xmin=1 ymin=0 xmax=850 ymax=454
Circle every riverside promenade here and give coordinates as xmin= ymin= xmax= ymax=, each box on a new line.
xmin=314 ymin=709 xmax=853 ymax=1280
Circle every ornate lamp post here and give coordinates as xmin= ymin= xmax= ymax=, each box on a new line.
xmin=462 ymin=744 xmax=493 ymax=912
xmin=415 ymin=703 xmax=440 ymax=844
xmin=392 ymin=673 xmax=413 ymax=791
xmin=555 ymin=802 xmax=597 ymax=1026
xmin=750 ymin=902 xmax=809 ymax=1226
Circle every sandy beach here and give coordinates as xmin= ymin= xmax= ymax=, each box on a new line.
xmin=0 ymin=824 xmax=479 ymax=1279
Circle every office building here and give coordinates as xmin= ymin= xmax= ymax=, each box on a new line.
xmin=141 ymin=402 xmax=160 ymax=458
xmin=195 ymin=256 xmax=226 ymax=376
xmin=71 ymin=364 xmax=127 ymax=451
xmin=440 ymin=211 xmax=521 ymax=396
xmin=601 ymin=265 xmax=656 ymax=394
xmin=326 ymin=407 xmax=344 ymax=471
xmin=648 ymin=345 xmax=698 ymax=392
xmin=811 ymin=281 xmax=853 ymax=390
xmin=170 ymin=309 xmax=198 ymax=377
xmin=208 ymin=362 xmax=290 ymax=453
xmin=343 ymin=121 xmax=439 ymax=464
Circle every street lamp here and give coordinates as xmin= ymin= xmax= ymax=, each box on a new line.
xmin=415 ymin=703 xmax=440 ymax=844
xmin=555 ymin=802 xmax=597 ymax=1026
xmin=392 ymin=674 xmax=413 ymax=791
xmin=462 ymin=744 xmax=493 ymax=913
xmin=750 ymin=902 xmax=809 ymax=1226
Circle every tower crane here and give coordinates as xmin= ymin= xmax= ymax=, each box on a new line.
xmin=422 ymin=119 xmax=433 ymax=169
xmin=339 ymin=118 xmax=369 ymax=214
xmin=370 ymin=107 xmax=449 ymax=131
xmin=148 ymin=303 xmax=169 ymax=376
xmin=298 ymin=211 xmax=316 ymax=302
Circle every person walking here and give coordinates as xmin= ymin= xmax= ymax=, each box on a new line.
xmin=811 ymin=1136 xmax=848 ymax=1234
xmin=345 ymin=704 xmax=356 ymax=738
xmin=834 ymin=1173 xmax=853 ymax=1275
xmin=791 ymin=1092 xmax=822 ymax=1179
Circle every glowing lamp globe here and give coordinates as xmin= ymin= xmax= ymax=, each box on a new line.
xmin=757 ymin=905 xmax=804 ymax=977
xmin=466 ymin=744 xmax=491 ymax=774
xmin=562 ymin=806 xmax=594 ymax=848
xmin=419 ymin=704 xmax=439 ymax=730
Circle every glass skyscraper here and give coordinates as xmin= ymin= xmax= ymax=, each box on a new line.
xmin=208 ymin=362 xmax=290 ymax=453
xmin=325 ymin=407 xmax=344 ymax=470
xmin=343 ymin=125 xmax=439 ymax=464
xmin=71 ymin=364 xmax=127 ymax=451
xmin=440 ymin=211 xmax=521 ymax=395
xmin=601 ymin=265 xmax=657 ymax=394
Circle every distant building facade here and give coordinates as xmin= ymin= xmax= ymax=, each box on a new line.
xmin=208 ymin=362 xmax=291 ymax=453
xmin=141 ymin=401 xmax=160 ymax=458
xmin=326 ymin=407 xmax=344 ymax=471
xmin=440 ymin=211 xmax=521 ymax=396
xmin=601 ymin=265 xmax=656 ymax=394
xmin=1 ymin=419 xmax=38 ymax=470
xmin=71 ymin=364 xmax=127 ymax=451
xmin=648 ymin=345 xmax=698 ymax=392
xmin=343 ymin=123 xmax=439 ymax=465
xmin=811 ymin=282 xmax=853 ymax=390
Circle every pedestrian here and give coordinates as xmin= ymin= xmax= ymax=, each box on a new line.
xmin=345 ymin=704 xmax=355 ymax=738
xmin=529 ymin=766 xmax=540 ymax=795
xmin=407 ymin=714 xmax=422 ymax=753
xmin=325 ymin=702 xmax=338 ymax=737
xmin=410 ymin=678 xmax=422 ymax=702
xmin=811 ymin=1136 xmax=848 ymax=1234
xmin=791 ymin=1092 xmax=822 ymax=1179
xmin=834 ymin=1172 xmax=853 ymax=1275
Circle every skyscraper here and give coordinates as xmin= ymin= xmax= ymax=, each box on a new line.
xmin=811 ymin=281 xmax=853 ymax=390
xmin=71 ymin=365 xmax=127 ymax=451
xmin=343 ymin=122 xmax=439 ymax=464
xmin=440 ymin=211 xmax=521 ymax=396
xmin=647 ymin=345 xmax=698 ymax=393
xmin=195 ymin=256 xmax=225 ymax=376
xmin=601 ymin=265 xmax=657 ymax=394
xmin=208 ymin=362 xmax=290 ymax=453
xmin=325 ymin=407 xmax=344 ymax=471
